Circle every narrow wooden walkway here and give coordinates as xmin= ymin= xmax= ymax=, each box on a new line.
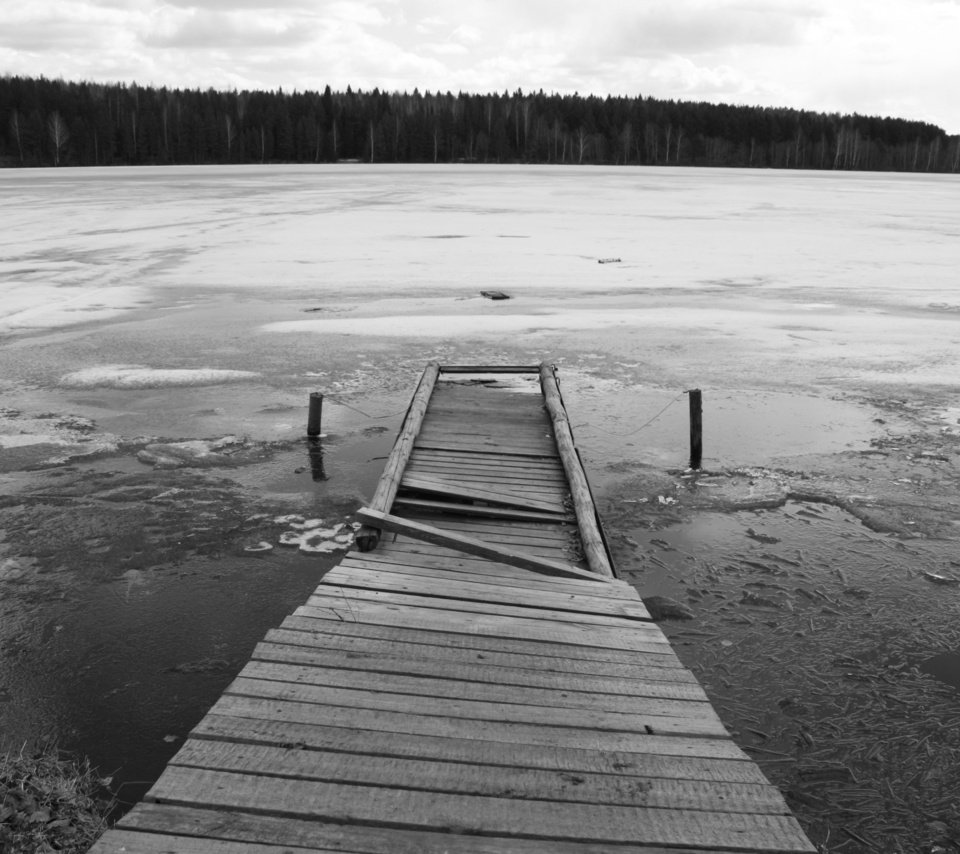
xmin=91 ymin=364 xmax=815 ymax=853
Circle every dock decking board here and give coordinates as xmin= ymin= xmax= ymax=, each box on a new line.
xmin=90 ymin=364 xmax=814 ymax=854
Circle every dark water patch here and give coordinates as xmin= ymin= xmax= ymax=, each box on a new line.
xmin=919 ymin=651 xmax=960 ymax=691
xmin=608 ymin=499 xmax=960 ymax=852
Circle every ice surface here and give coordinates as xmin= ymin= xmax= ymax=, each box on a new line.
xmin=60 ymin=365 xmax=259 ymax=389
xmin=2 ymin=164 xmax=957 ymax=394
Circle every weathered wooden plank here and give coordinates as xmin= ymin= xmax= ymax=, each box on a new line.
xmin=305 ymin=584 xmax=669 ymax=646
xmin=117 ymin=803 xmax=777 ymax=854
xmin=146 ymin=769 xmax=815 ymax=851
xmin=356 ymin=362 xmax=440 ymax=552
xmin=89 ymin=829 xmax=322 ymax=854
xmin=438 ymin=365 xmax=543 ymax=374
xmin=235 ymin=660 xmax=714 ymax=719
xmin=223 ymin=676 xmax=726 ymax=737
xmin=191 ymin=715 xmax=762 ymax=782
xmin=410 ymin=449 xmax=563 ymax=469
xmin=355 ymin=508 xmax=598 ymax=581
xmin=252 ymin=642 xmax=706 ymax=698
xmin=322 ymin=567 xmax=649 ymax=619
xmin=305 ymin=588 xmax=655 ymax=632
xmin=414 ymin=438 xmax=560 ymax=458
xmin=416 ymin=428 xmax=556 ymax=448
xmin=265 ymin=624 xmax=691 ymax=678
xmin=391 ymin=497 xmax=577 ymax=524
xmin=208 ymin=695 xmax=748 ymax=757
xmin=407 ymin=460 xmax=567 ymax=486
xmin=366 ymin=542 xmax=638 ymax=594
xmin=407 ymin=472 xmax=570 ymax=492
xmin=171 ymin=739 xmax=789 ymax=814
xmin=269 ymin=621 xmax=689 ymax=676
xmin=292 ymin=604 xmax=671 ymax=655
xmin=539 ymin=364 xmax=614 ymax=578
xmin=382 ymin=520 xmax=577 ymax=550
xmin=277 ymin=616 xmax=678 ymax=667
xmin=331 ymin=555 xmax=636 ymax=599
xmin=400 ymin=476 xmax=568 ymax=514
xmin=407 ymin=515 xmax=578 ymax=541
xmin=339 ymin=553 xmax=640 ymax=600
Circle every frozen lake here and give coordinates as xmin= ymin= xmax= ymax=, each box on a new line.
xmin=1 ymin=165 xmax=959 ymax=845
xmin=3 ymin=163 xmax=959 ymax=468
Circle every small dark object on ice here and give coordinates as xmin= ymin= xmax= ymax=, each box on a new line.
xmin=644 ymin=595 xmax=694 ymax=621
xmin=598 ymin=257 xmax=621 ymax=264
xmin=480 ymin=290 xmax=510 ymax=300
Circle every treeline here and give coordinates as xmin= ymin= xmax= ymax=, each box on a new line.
xmin=2 ymin=74 xmax=958 ymax=172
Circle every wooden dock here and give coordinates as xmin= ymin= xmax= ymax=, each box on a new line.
xmin=90 ymin=364 xmax=815 ymax=853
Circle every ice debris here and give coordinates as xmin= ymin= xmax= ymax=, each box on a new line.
xmin=137 ymin=436 xmax=250 ymax=468
xmin=272 ymin=516 xmax=358 ymax=554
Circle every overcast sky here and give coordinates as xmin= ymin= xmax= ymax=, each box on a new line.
xmin=3 ymin=0 xmax=959 ymax=133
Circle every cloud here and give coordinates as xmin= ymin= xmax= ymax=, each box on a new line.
xmin=0 ymin=0 xmax=957 ymax=132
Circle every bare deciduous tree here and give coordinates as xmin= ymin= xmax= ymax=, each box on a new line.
xmin=48 ymin=111 xmax=69 ymax=166
xmin=9 ymin=109 xmax=24 ymax=164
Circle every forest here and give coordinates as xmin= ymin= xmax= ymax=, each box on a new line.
xmin=2 ymin=74 xmax=958 ymax=172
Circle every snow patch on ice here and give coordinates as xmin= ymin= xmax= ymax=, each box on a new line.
xmin=274 ymin=518 xmax=354 ymax=554
xmin=60 ymin=365 xmax=258 ymax=389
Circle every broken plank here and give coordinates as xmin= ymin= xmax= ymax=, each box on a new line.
xmin=399 ymin=476 xmax=567 ymax=514
xmin=390 ymin=497 xmax=577 ymax=524
xmin=334 ymin=556 xmax=641 ymax=602
xmin=356 ymin=507 xmax=599 ymax=581
xmin=322 ymin=567 xmax=648 ymax=619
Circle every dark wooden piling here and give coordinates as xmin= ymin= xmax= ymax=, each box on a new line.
xmin=689 ymin=388 xmax=703 ymax=470
xmin=307 ymin=392 xmax=324 ymax=437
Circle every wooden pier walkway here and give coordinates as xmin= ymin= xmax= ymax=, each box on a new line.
xmin=91 ymin=364 xmax=814 ymax=853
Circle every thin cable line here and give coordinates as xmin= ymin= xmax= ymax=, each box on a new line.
xmin=576 ymin=393 xmax=686 ymax=438
xmin=323 ymin=396 xmax=409 ymax=420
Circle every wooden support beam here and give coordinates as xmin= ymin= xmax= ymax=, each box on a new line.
xmin=539 ymin=365 xmax=615 ymax=578
xmin=356 ymin=363 xmax=440 ymax=551
xmin=438 ymin=365 xmax=542 ymax=374
xmin=355 ymin=508 xmax=610 ymax=584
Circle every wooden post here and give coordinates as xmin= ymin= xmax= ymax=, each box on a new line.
xmin=689 ymin=388 xmax=702 ymax=470
xmin=307 ymin=392 xmax=324 ymax=437
xmin=539 ymin=364 xmax=615 ymax=578
xmin=355 ymin=362 xmax=441 ymax=552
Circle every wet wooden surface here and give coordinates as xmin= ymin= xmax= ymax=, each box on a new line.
xmin=89 ymin=366 xmax=814 ymax=853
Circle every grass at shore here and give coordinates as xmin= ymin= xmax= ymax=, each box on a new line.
xmin=1 ymin=744 xmax=112 ymax=854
